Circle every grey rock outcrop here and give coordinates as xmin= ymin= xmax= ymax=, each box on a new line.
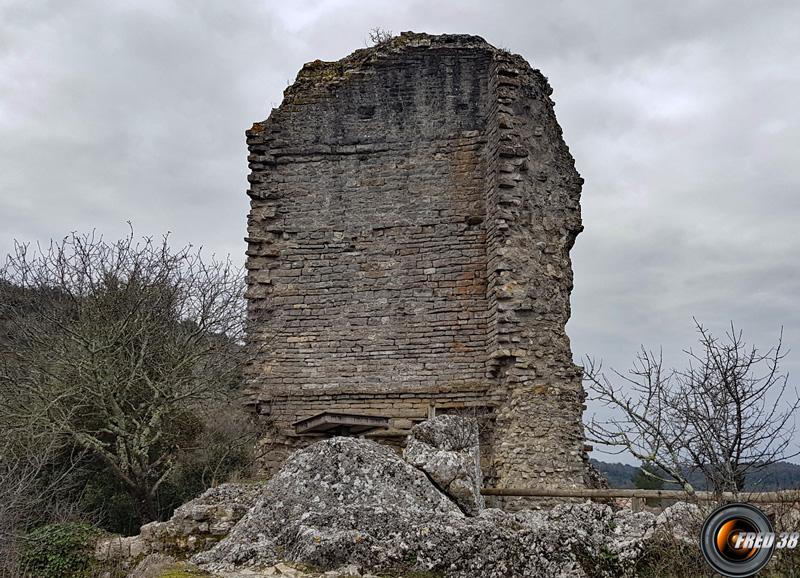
xmin=95 ymin=435 xmax=715 ymax=577
xmin=403 ymin=415 xmax=485 ymax=515
xmin=194 ymin=437 xmax=463 ymax=570
xmin=188 ymin=437 xmax=702 ymax=578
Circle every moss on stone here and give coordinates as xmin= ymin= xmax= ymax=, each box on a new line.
xmin=300 ymin=59 xmax=344 ymax=81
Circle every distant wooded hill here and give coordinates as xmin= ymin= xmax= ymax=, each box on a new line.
xmin=592 ymin=459 xmax=800 ymax=491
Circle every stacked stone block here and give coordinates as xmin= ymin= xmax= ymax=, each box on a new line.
xmin=243 ymin=32 xmax=587 ymax=495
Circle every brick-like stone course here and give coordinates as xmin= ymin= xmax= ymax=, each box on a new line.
xmin=243 ymin=32 xmax=588 ymax=498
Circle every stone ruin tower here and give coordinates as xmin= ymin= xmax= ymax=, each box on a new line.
xmin=243 ymin=32 xmax=588 ymax=493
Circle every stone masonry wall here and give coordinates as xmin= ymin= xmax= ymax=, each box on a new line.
xmin=482 ymin=47 xmax=587 ymax=502
xmin=243 ymin=32 xmax=587 ymax=495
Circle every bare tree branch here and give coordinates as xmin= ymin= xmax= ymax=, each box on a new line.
xmin=585 ymin=320 xmax=798 ymax=496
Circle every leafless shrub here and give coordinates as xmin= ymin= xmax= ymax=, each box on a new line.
xmin=367 ymin=27 xmax=393 ymax=46
xmin=0 ymin=433 xmax=84 ymax=575
xmin=175 ymin=397 xmax=261 ymax=488
xmin=633 ymin=533 xmax=707 ymax=577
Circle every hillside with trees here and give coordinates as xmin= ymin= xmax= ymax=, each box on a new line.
xmin=592 ymin=459 xmax=800 ymax=491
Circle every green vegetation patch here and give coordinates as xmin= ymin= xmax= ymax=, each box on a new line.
xmin=21 ymin=522 xmax=102 ymax=578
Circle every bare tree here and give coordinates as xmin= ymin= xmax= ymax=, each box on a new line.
xmin=585 ymin=320 xmax=799 ymax=495
xmin=0 ymin=230 xmax=247 ymax=521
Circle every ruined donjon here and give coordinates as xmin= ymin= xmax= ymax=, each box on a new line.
xmin=243 ymin=32 xmax=588 ymax=492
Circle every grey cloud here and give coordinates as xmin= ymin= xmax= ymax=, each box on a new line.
xmin=1 ymin=0 xmax=798 ymax=462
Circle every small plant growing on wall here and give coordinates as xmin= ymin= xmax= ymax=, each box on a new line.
xmin=367 ymin=27 xmax=393 ymax=46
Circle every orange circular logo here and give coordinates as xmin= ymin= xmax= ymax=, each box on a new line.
xmin=700 ymin=503 xmax=774 ymax=577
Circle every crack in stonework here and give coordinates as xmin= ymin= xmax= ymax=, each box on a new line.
xmin=414 ymin=463 xmax=471 ymax=517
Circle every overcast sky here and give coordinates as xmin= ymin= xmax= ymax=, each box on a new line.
xmin=1 ymin=1 xmax=798 ymax=464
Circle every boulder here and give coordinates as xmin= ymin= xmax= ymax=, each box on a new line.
xmin=403 ymin=415 xmax=485 ymax=515
xmin=609 ymin=509 xmax=658 ymax=565
xmin=194 ymin=437 xmax=462 ymax=570
xmin=193 ymin=436 xmax=657 ymax=578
